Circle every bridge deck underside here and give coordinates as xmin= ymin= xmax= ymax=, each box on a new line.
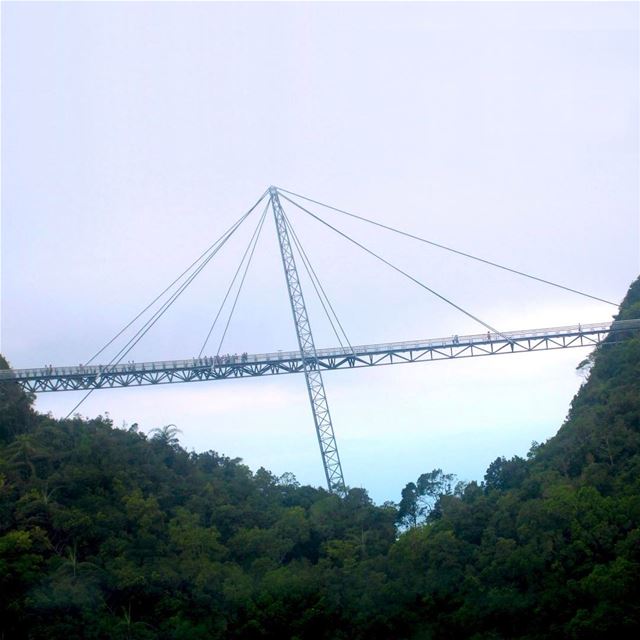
xmin=4 ymin=321 xmax=637 ymax=393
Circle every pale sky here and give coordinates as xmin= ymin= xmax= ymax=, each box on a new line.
xmin=2 ymin=1 xmax=638 ymax=503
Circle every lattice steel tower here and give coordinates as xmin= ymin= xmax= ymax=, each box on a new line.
xmin=269 ymin=186 xmax=346 ymax=494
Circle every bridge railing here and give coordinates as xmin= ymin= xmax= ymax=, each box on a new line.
xmin=326 ymin=321 xmax=614 ymax=358
xmin=2 ymin=319 xmax=638 ymax=382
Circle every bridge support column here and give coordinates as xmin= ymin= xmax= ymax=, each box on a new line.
xmin=269 ymin=186 xmax=346 ymax=495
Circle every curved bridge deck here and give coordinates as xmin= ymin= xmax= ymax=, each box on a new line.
xmin=3 ymin=320 xmax=638 ymax=393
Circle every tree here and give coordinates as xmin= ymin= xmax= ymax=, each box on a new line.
xmin=149 ymin=424 xmax=182 ymax=449
xmin=0 ymin=355 xmax=35 ymax=443
xmin=484 ymin=456 xmax=527 ymax=492
xmin=397 ymin=482 xmax=419 ymax=529
xmin=397 ymin=470 xmax=458 ymax=529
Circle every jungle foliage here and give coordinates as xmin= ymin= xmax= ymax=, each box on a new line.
xmin=1 ymin=277 xmax=639 ymax=639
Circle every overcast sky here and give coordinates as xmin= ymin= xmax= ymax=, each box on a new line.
xmin=2 ymin=1 xmax=638 ymax=503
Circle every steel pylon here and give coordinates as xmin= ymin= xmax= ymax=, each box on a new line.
xmin=269 ymin=186 xmax=346 ymax=494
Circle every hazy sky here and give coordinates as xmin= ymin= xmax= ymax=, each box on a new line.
xmin=2 ymin=1 xmax=638 ymax=503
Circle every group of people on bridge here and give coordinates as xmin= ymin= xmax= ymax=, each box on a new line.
xmin=193 ymin=353 xmax=250 ymax=367
xmin=41 ymin=354 xmax=253 ymax=376
xmin=450 ymin=332 xmax=494 ymax=346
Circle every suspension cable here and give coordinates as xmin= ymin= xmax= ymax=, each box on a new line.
xmin=282 ymin=210 xmax=354 ymax=353
xmin=65 ymin=196 xmax=265 ymax=419
xmin=280 ymin=193 xmax=515 ymax=344
xmin=65 ymin=224 xmax=236 ymax=419
xmin=91 ymin=207 xmax=252 ymax=367
xmin=285 ymin=213 xmax=347 ymax=351
xmin=276 ymin=187 xmax=618 ymax=307
xmin=216 ymin=205 xmax=269 ymax=356
xmin=85 ymin=190 xmax=268 ymax=365
xmin=198 ymin=201 xmax=270 ymax=357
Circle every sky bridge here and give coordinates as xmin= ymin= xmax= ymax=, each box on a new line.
xmin=5 ymin=320 xmax=637 ymax=393
xmin=3 ymin=186 xmax=635 ymax=494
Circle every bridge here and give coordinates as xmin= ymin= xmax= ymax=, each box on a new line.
xmin=3 ymin=186 xmax=634 ymax=494
xmin=4 ymin=321 xmax=637 ymax=393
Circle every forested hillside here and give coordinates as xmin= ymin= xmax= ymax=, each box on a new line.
xmin=1 ymin=277 xmax=639 ymax=639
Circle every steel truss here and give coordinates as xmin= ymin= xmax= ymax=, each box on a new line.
xmin=4 ymin=321 xmax=638 ymax=396
xmin=268 ymin=187 xmax=346 ymax=494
